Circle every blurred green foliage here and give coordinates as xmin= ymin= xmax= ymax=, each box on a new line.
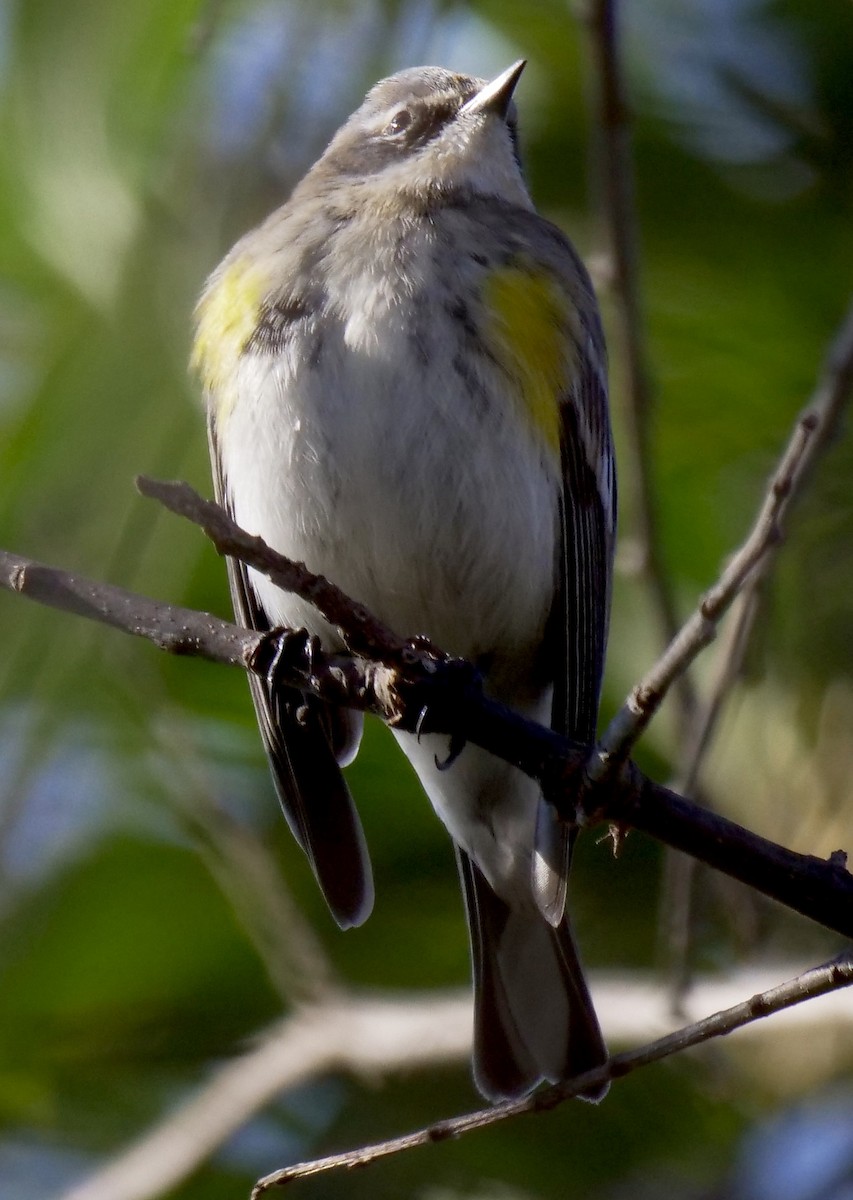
xmin=0 ymin=1 xmax=852 ymax=1197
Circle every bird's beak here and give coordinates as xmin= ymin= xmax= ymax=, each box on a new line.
xmin=460 ymin=59 xmax=526 ymax=119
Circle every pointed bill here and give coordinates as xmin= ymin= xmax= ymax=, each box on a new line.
xmin=460 ymin=59 xmax=526 ymax=118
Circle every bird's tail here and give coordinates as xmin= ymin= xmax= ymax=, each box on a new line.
xmin=457 ymin=849 xmax=608 ymax=1102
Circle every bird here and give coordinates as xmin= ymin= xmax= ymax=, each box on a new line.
xmin=192 ymin=58 xmax=616 ymax=1102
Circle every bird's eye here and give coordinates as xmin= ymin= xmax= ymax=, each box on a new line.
xmin=385 ymin=108 xmax=413 ymax=136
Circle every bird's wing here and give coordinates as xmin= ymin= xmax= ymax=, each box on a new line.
xmin=533 ymin=267 xmax=616 ymax=925
xmin=208 ymin=418 xmax=374 ymax=929
xmin=551 ymin=310 xmax=616 ymax=746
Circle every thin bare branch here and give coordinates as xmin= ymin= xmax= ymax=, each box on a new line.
xmin=672 ymin=295 xmax=853 ymax=792
xmin=658 ymin=298 xmax=853 ymax=994
xmin=596 ymin=295 xmax=853 ymax=768
xmin=59 ymin=993 xmax=472 ymax=1200
xmin=251 ymin=955 xmax=853 ymax=1193
xmin=57 ymin=964 xmax=853 ymax=1200
xmin=655 ymin=296 xmax=853 ymax=999
xmin=582 ymin=0 xmax=697 ymax=722
xmin=0 ymin=544 xmax=401 ymax=719
xmin=0 ymin=547 xmax=262 ymax=666
xmin=136 ymin=475 xmax=416 ymax=663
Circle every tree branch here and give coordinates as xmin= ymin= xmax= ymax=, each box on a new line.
xmin=596 ymin=294 xmax=853 ymax=768
xmin=670 ymin=296 xmax=853 ymax=789
xmin=57 ymin=963 xmax=853 ymax=1200
xmin=135 ymin=475 xmax=417 ymax=664
xmin=59 ymin=993 xmax=473 ymax=1200
xmin=0 ymin=548 xmax=262 ymax=667
xmin=2 ymin=525 xmax=852 ymax=938
xmin=657 ymin=297 xmax=853 ymax=999
xmin=250 ymin=956 xmax=853 ymax=1193
xmin=582 ymin=0 xmax=697 ymax=721
xmin=3 ymin=298 xmax=852 ymax=954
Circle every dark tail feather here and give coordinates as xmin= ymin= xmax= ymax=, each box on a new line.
xmin=457 ymin=849 xmax=608 ymax=1102
xmin=263 ymin=689 xmax=374 ymax=930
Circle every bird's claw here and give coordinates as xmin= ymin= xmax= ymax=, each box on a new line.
xmin=258 ymin=626 xmax=321 ymax=693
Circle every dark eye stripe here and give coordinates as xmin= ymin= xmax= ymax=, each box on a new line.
xmin=326 ymin=98 xmax=460 ymax=176
xmin=323 ymin=94 xmax=519 ymax=180
xmin=389 ymin=99 xmax=457 ymax=147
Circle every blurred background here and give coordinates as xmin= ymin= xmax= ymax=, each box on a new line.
xmin=0 ymin=0 xmax=852 ymax=1197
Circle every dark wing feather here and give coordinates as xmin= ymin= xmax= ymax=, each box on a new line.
xmin=208 ymin=419 xmax=374 ymax=929
xmin=551 ymin=313 xmax=616 ymax=745
xmin=534 ymin=279 xmax=616 ymax=924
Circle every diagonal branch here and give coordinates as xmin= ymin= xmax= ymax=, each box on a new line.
xmin=595 ymin=294 xmax=853 ymax=770
xmin=58 ymin=964 xmax=853 ymax=1200
xmin=135 ymin=475 xmax=415 ymax=664
xmin=657 ymin=295 xmax=853 ymax=998
xmin=251 ymin=955 xmax=853 ymax=1193
xmin=3 ymin=528 xmax=853 ymax=938
xmin=0 ymin=550 xmax=262 ymax=666
xmin=672 ymin=295 xmax=853 ymax=793
xmin=59 ymin=993 xmax=474 ymax=1200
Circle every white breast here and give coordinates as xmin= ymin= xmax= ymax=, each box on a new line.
xmin=216 ymin=221 xmax=560 ymax=666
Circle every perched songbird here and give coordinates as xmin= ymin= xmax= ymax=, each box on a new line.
xmin=193 ymin=60 xmax=616 ymax=1102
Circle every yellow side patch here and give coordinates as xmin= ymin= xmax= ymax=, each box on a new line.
xmin=482 ymin=264 xmax=573 ymax=454
xmin=191 ymin=257 xmax=266 ymax=413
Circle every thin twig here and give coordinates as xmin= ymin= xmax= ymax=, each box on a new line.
xmin=0 ymin=548 xmax=263 ymax=665
xmin=596 ymin=294 xmax=853 ymax=768
xmin=653 ymin=295 xmax=853 ymax=999
xmin=672 ymin=296 xmax=853 ymax=795
xmin=58 ymin=993 xmax=472 ymax=1200
xmin=251 ymin=955 xmax=853 ymax=1193
xmin=658 ymin=588 xmax=762 ymax=1007
xmin=57 ymin=964 xmax=853 ymax=1200
xmin=135 ymin=475 xmax=416 ymax=663
xmin=583 ymin=0 xmax=697 ymax=722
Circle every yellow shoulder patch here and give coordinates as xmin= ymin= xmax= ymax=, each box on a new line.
xmin=482 ymin=263 xmax=575 ymax=455
xmin=191 ymin=257 xmax=266 ymax=413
